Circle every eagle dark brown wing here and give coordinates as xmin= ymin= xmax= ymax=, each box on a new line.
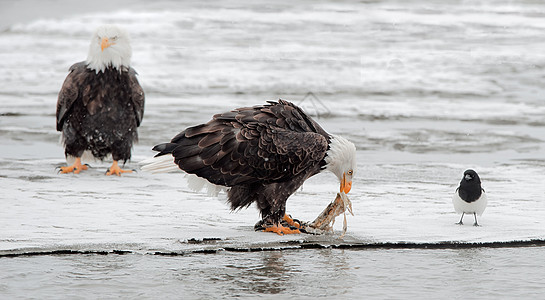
xmin=128 ymin=67 xmax=145 ymax=126
xmin=56 ymin=62 xmax=145 ymax=131
xmin=56 ymin=62 xmax=87 ymax=131
xmin=154 ymin=100 xmax=330 ymax=187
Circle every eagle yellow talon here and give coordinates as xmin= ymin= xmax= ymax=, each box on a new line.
xmin=264 ymin=224 xmax=301 ymax=235
xmin=59 ymin=157 xmax=88 ymax=174
xmin=283 ymin=214 xmax=301 ymax=229
xmin=106 ymin=160 xmax=133 ymax=176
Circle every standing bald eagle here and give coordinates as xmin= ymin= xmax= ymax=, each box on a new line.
xmin=142 ymin=100 xmax=356 ymax=235
xmin=56 ymin=25 xmax=145 ymax=176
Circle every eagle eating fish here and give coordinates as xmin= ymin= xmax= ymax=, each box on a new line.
xmin=142 ymin=100 xmax=356 ymax=235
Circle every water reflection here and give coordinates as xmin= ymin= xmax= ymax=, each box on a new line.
xmin=2 ymin=248 xmax=545 ymax=298
xmin=230 ymin=251 xmax=291 ymax=295
xmin=171 ymin=249 xmax=358 ymax=297
xmin=58 ymin=254 xmax=135 ymax=280
xmin=233 ymin=249 xmax=356 ymax=297
xmin=450 ymin=248 xmax=492 ymax=272
xmin=171 ymin=251 xmax=294 ymax=296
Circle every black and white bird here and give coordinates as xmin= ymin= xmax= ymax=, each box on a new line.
xmin=452 ymin=169 xmax=487 ymax=226
xmin=56 ymin=25 xmax=145 ymax=176
xmin=142 ymin=100 xmax=356 ymax=235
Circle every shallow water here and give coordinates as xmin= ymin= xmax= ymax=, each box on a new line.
xmin=2 ymin=247 xmax=545 ymax=299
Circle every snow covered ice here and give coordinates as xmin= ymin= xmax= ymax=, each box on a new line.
xmin=1 ymin=0 xmax=545 ymax=297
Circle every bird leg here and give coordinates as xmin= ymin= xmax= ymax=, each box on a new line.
xmin=58 ymin=157 xmax=88 ymax=174
xmin=283 ymin=214 xmax=301 ymax=229
xmin=254 ymin=216 xmax=301 ymax=235
xmin=106 ymin=160 xmax=133 ymax=176
xmin=263 ymin=223 xmax=301 ymax=235
xmin=456 ymin=213 xmax=465 ymax=225
xmin=473 ymin=213 xmax=480 ymax=227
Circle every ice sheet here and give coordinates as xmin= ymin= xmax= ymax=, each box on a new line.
xmin=1 ymin=0 xmax=544 ymax=256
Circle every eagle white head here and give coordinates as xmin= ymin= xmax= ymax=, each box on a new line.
xmin=325 ymin=135 xmax=357 ymax=194
xmin=86 ymin=25 xmax=132 ymax=73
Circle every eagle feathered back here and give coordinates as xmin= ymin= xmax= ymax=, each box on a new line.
xmin=154 ymin=100 xmax=330 ymax=187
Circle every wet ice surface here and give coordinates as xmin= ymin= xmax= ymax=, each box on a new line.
xmin=1 ymin=144 xmax=544 ymax=255
xmin=2 ymin=111 xmax=544 ymax=254
xmin=1 ymin=0 xmax=545 ymax=297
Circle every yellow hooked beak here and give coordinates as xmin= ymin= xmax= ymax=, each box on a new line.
xmin=101 ymin=37 xmax=114 ymax=51
xmin=340 ymin=173 xmax=352 ymax=194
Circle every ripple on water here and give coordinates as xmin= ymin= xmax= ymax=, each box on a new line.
xmin=1 ymin=247 xmax=545 ymax=298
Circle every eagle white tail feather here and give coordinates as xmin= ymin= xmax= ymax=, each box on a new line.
xmin=140 ymin=154 xmax=180 ymax=173
xmin=140 ymin=154 xmax=227 ymax=196
xmin=187 ymin=174 xmax=227 ymax=197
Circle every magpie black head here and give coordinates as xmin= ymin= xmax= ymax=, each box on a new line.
xmin=457 ymin=169 xmax=483 ymax=203
xmin=463 ymin=169 xmax=481 ymax=183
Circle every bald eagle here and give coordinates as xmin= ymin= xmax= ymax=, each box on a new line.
xmin=56 ymin=25 xmax=145 ymax=176
xmin=142 ymin=100 xmax=356 ymax=235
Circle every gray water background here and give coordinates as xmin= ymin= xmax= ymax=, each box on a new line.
xmin=2 ymin=247 xmax=545 ymax=299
